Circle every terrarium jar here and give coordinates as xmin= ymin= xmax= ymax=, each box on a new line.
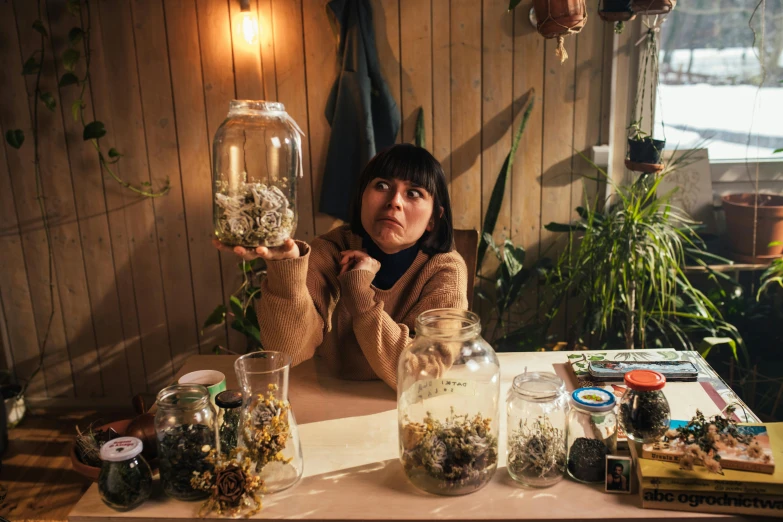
xmin=506 ymin=371 xmax=568 ymax=487
xmin=212 ymin=100 xmax=303 ymax=248
xmin=397 ymin=309 xmax=500 ymax=496
xmin=566 ymin=387 xmax=617 ymax=483
xmin=234 ymin=351 xmax=303 ymax=493
xmin=98 ymin=437 xmax=152 ymax=511
xmin=154 ymin=384 xmax=217 ymax=501
xmin=619 ymin=370 xmax=671 ymax=443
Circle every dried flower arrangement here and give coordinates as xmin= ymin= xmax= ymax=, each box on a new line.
xmin=401 ymin=409 xmax=498 ymax=493
xmin=654 ymin=407 xmax=768 ymax=474
xmin=215 ymin=183 xmax=294 ymax=247
xmin=75 ymin=424 xmax=121 ymax=467
xmin=157 ymin=424 xmax=216 ymax=500
xmin=241 ymin=384 xmax=292 ymax=467
xmin=191 ymin=449 xmax=265 ymax=518
xmin=507 ymin=416 xmax=566 ymax=483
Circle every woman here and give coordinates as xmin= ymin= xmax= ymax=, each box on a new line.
xmin=213 ymin=144 xmax=468 ymax=390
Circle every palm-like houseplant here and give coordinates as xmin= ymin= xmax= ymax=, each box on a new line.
xmin=543 ymin=168 xmax=745 ymax=361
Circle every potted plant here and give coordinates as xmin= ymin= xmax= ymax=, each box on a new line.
xmin=722 ymin=195 xmax=783 ymax=263
xmin=627 ymin=122 xmax=666 ymax=171
xmin=625 ymin=25 xmax=667 ymax=174
xmin=598 ymin=0 xmax=635 ymax=33
xmin=632 ymin=0 xmax=676 ymax=15
xmin=543 ymin=166 xmax=742 ymax=357
xmin=0 ymin=371 xmax=26 ymax=429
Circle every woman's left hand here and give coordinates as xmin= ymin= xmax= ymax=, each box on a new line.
xmin=339 ymin=250 xmax=381 ymax=276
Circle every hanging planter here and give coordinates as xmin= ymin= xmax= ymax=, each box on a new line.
xmin=599 ymin=0 xmax=635 ymax=23
xmin=632 ymin=0 xmax=676 ymax=16
xmin=532 ymin=0 xmax=588 ymax=63
xmin=625 ymin=25 xmax=667 ymax=174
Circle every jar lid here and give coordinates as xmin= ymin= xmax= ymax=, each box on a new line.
xmin=511 ymin=371 xmax=565 ymax=401
xmin=100 ymin=436 xmax=144 ymax=462
xmin=570 ymin=387 xmax=616 ymax=412
xmin=624 ymin=369 xmax=666 ymax=391
xmin=216 ymin=389 xmax=243 ymax=409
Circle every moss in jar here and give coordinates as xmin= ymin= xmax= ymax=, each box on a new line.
xmin=567 ymin=437 xmax=611 ymax=483
xmin=401 ymin=409 xmax=498 ymax=493
xmin=620 ymin=391 xmax=669 ymax=442
xmin=215 ymin=182 xmax=294 ymax=247
xmin=99 ymin=458 xmax=153 ymax=511
xmin=158 ymin=424 xmax=215 ymax=500
xmin=242 ymin=384 xmax=292 ymax=467
xmin=507 ymin=416 xmax=565 ymax=483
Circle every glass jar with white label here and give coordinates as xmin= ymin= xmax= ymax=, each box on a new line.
xmin=397 ymin=308 xmax=500 ymax=496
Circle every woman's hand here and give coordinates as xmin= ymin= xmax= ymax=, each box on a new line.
xmin=212 ymin=238 xmax=299 ymax=261
xmin=339 ymin=250 xmax=381 ymax=276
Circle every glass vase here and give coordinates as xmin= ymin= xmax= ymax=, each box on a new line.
xmin=234 ymin=351 xmax=303 ymax=493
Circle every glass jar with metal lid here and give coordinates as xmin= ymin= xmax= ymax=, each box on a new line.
xmin=506 ymin=371 xmax=568 ymax=487
xmin=98 ymin=437 xmax=153 ymax=511
xmin=619 ymin=369 xmax=670 ymax=443
xmin=216 ymin=389 xmax=243 ymax=456
xmin=566 ymin=387 xmax=617 ymax=483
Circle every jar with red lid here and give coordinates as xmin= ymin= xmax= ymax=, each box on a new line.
xmin=618 ymin=370 xmax=670 ymax=443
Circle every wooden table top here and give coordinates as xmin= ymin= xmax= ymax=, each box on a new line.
xmin=68 ymin=350 xmax=757 ymax=521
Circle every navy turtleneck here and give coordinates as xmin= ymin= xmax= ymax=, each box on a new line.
xmin=361 ymin=233 xmax=420 ymax=290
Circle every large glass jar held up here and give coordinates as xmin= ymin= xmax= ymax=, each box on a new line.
xmin=154 ymin=384 xmax=217 ymax=501
xmin=212 ymin=100 xmax=303 ymax=248
xmin=397 ymin=309 xmax=500 ymax=496
xmin=506 ymin=371 xmax=568 ymax=487
xmin=235 ymin=351 xmax=303 ymax=493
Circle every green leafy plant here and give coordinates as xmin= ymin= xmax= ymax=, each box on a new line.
xmin=4 ymin=1 xmax=169 ymax=402
xmin=757 ymin=243 xmax=783 ymax=299
xmin=202 ymin=259 xmax=265 ymax=353
xmin=543 ymin=165 xmax=744 ymax=358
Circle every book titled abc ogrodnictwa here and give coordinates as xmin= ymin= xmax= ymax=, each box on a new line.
xmin=634 ymin=423 xmax=783 ymax=516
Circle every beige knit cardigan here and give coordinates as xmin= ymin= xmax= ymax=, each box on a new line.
xmin=256 ymin=226 xmax=469 ymax=390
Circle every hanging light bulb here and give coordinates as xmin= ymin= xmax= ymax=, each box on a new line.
xmin=238 ymin=0 xmax=259 ymax=46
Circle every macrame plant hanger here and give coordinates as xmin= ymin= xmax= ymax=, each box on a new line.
xmin=532 ymin=0 xmax=588 ymax=63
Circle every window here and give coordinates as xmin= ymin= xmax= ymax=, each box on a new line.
xmin=654 ymin=1 xmax=782 ymax=162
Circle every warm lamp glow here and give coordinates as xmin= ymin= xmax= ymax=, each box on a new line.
xmin=240 ymin=11 xmax=259 ymax=45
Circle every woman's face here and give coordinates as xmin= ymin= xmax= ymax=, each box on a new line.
xmin=360 ymin=177 xmax=435 ymax=254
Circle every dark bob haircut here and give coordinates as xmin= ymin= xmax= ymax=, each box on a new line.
xmin=349 ymin=144 xmax=454 ymax=255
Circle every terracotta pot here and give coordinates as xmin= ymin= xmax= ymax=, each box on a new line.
xmin=599 ymin=0 xmax=636 ymax=22
xmin=532 ymin=0 xmax=587 ymax=38
xmin=70 ymin=419 xmax=131 ymax=482
xmin=632 ymin=0 xmax=676 ymax=15
xmin=722 ymin=194 xmax=783 ymax=259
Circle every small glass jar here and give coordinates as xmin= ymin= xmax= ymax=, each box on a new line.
xmin=566 ymin=387 xmax=617 ymax=483
xmin=98 ymin=437 xmax=152 ymax=511
xmin=397 ymin=309 xmax=500 ymax=496
xmin=506 ymin=371 xmax=568 ymax=487
xmin=619 ymin=370 xmax=671 ymax=443
xmin=212 ymin=100 xmax=302 ymax=248
xmin=216 ymin=389 xmax=243 ymax=456
xmin=155 ymin=384 xmax=218 ymax=501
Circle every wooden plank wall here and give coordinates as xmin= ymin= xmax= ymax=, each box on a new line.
xmin=0 ymin=0 xmax=612 ymax=402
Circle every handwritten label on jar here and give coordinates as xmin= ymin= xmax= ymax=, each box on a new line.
xmin=415 ymin=379 xmax=476 ymax=401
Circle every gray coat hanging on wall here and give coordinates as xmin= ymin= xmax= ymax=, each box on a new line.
xmin=319 ymin=0 xmax=400 ymax=221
